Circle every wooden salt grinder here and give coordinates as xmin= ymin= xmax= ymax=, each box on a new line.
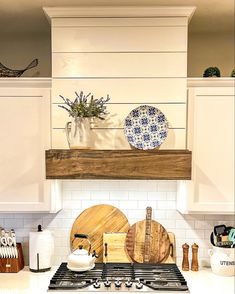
xmin=182 ymin=243 xmax=189 ymax=271
xmin=191 ymin=243 xmax=199 ymax=271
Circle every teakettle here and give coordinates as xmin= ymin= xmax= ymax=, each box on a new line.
xmin=67 ymin=234 xmax=98 ymax=272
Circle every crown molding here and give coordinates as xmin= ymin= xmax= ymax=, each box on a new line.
xmin=187 ymin=78 xmax=235 ymax=87
xmin=43 ymin=6 xmax=196 ymax=23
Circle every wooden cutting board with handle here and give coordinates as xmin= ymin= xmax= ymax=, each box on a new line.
xmin=70 ymin=204 xmax=130 ymax=262
xmin=103 ymin=232 xmax=132 ymax=263
xmin=125 ymin=207 xmax=171 ymax=263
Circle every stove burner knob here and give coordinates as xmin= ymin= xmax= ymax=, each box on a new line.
xmin=104 ymin=279 xmax=111 ymax=288
xmin=93 ymin=280 xmax=101 ymax=289
xmin=114 ymin=279 xmax=122 ymax=288
xmin=136 ymin=281 xmax=143 ymax=290
xmin=125 ymin=279 xmax=133 ymax=288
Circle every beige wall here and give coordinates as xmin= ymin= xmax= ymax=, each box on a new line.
xmin=0 ymin=31 xmax=234 ymax=77
xmin=188 ymin=31 xmax=234 ymax=77
xmin=0 ymin=32 xmax=51 ymax=77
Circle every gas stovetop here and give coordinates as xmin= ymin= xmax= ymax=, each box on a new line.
xmin=48 ymin=263 xmax=189 ymax=293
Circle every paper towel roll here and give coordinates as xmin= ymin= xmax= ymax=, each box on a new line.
xmin=29 ymin=227 xmax=54 ymax=272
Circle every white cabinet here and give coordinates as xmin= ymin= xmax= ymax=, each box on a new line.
xmin=0 ymin=80 xmax=61 ymax=212
xmin=177 ymin=80 xmax=234 ymax=214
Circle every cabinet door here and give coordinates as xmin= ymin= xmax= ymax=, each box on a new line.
xmin=177 ymin=87 xmax=234 ymax=214
xmin=0 ymin=88 xmax=60 ymax=212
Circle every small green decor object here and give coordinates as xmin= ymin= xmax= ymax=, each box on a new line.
xmin=58 ymin=91 xmax=110 ymax=120
xmin=231 ymin=69 xmax=235 ymax=77
xmin=203 ymin=67 xmax=221 ymax=77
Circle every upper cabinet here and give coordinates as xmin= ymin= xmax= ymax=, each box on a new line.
xmin=0 ymin=79 xmax=61 ymax=212
xmin=177 ymin=79 xmax=234 ymax=214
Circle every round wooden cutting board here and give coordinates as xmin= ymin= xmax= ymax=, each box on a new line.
xmin=70 ymin=204 xmax=130 ymax=262
xmin=125 ymin=208 xmax=171 ymax=263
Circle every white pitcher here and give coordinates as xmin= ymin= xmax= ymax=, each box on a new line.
xmin=65 ymin=117 xmax=91 ymax=149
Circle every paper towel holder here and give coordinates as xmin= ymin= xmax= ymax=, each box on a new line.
xmin=29 ymin=224 xmax=54 ymax=273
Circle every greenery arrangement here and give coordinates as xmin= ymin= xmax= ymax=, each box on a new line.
xmin=58 ymin=91 xmax=110 ymax=120
xmin=231 ymin=69 xmax=235 ymax=77
xmin=203 ymin=67 xmax=221 ymax=77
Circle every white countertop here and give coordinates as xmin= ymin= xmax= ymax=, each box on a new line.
xmin=0 ymin=267 xmax=234 ymax=294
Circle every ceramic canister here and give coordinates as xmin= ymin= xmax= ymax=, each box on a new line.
xmin=208 ymin=246 xmax=235 ymax=276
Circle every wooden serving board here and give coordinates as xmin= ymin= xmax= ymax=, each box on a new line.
xmin=125 ymin=208 xmax=171 ymax=263
xmin=70 ymin=205 xmax=130 ymax=262
xmin=103 ymin=232 xmax=176 ymax=264
xmin=103 ymin=233 xmax=132 ymax=263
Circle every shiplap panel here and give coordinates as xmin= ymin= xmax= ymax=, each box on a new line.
xmin=52 ymin=17 xmax=188 ymax=27
xmin=52 ymin=27 xmax=187 ymax=52
xmin=52 ymin=53 xmax=187 ymax=78
xmin=52 ymin=128 xmax=186 ymax=150
xmin=52 ymin=103 xmax=186 ymax=129
xmin=52 ymin=78 xmax=186 ymax=103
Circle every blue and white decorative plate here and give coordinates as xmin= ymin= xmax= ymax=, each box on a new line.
xmin=124 ymin=105 xmax=168 ymax=150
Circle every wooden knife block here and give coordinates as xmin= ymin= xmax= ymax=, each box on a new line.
xmin=0 ymin=243 xmax=24 ymax=273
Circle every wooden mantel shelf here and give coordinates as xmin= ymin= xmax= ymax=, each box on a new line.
xmin=46 ymin=149 xmax=192 ymax=180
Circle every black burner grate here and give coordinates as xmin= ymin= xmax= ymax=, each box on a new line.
xmin=48 ymin=263 xmax=189 ymax=292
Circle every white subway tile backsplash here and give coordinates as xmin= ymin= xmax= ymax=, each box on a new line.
xmin=127 ymin=209 xmax=146 ymax=219
xmin=100 ymin=200 xmax=120 ymax=207
xmin=166 ymin=210 xmax=185 ymax=220
xmin=157 ymin=181 xmax=176 ymax=192
xmin=63 ymin=191 xmax=72 ymax=200
xmin=136 ymin=181 xmax=157 ymax=191
xmin=0 ymin=179 xmax=233 ymax=267
xmin=147 ymin=192 xmax=167 ymax=200
xmin=195 ymin=220 xmax=214 ymax=230
xmin=185 ymin=229 xmax=204 ymax=239
xmin=158 ymin=200 xmax=176 ymax=210
xmin=81 ymin=200 xmax=101 ymax=209
xmin=100 ymin=180 xmax=120 ymax=191
xmin=63 ymin=180 xmax=83 ymax=190
xmin=23 ymin=218 xmax=43 ymax=229
xmin=71 ymin=209 xmax=83 ymax=218
xmin=4 ymin=218 xmax=24 ymax=229
xmin=175 ymin=220 xmax=194 ymax=229
xmin=81 ymin=180 xmax=101 ymax=190
xmin=90 ymin=191 xmax=110 ymax=200
xmin=71 ymin=191 xmax=91 ymax=200
xmin=138 ymin=200 xmax=157 ymax=209
xmin=129 ymin=191 xmax=148 ymax=200
xmin=160 ymin=219 xmax=176 ymax=230
xmin=152 ymin=210 xmax=166 ymax=220
xmin=110 ymin=191 xmax=128 ymax=200
xmin=172 ymin=229 xmax=186 ymax=238
xmin=119 ymin=201 xmax=138 ymax=209
xmin=166 ymin=192 xmax=176 ymax=200
xmin=56 ymin=209 xmax=72 ymax=219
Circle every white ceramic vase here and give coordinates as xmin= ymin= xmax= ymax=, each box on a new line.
xmin=65 ymin=117 xmax=91 ymax=149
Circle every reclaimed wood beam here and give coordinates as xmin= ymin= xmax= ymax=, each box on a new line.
xmin=46 ymin=149 xmax=191 ymax=180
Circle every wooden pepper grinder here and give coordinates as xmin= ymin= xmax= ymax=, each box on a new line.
xmin=182 ymin=243 xmax=189 ymax=271
xmin=191 ymin=243 xmax=199 ymax=271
